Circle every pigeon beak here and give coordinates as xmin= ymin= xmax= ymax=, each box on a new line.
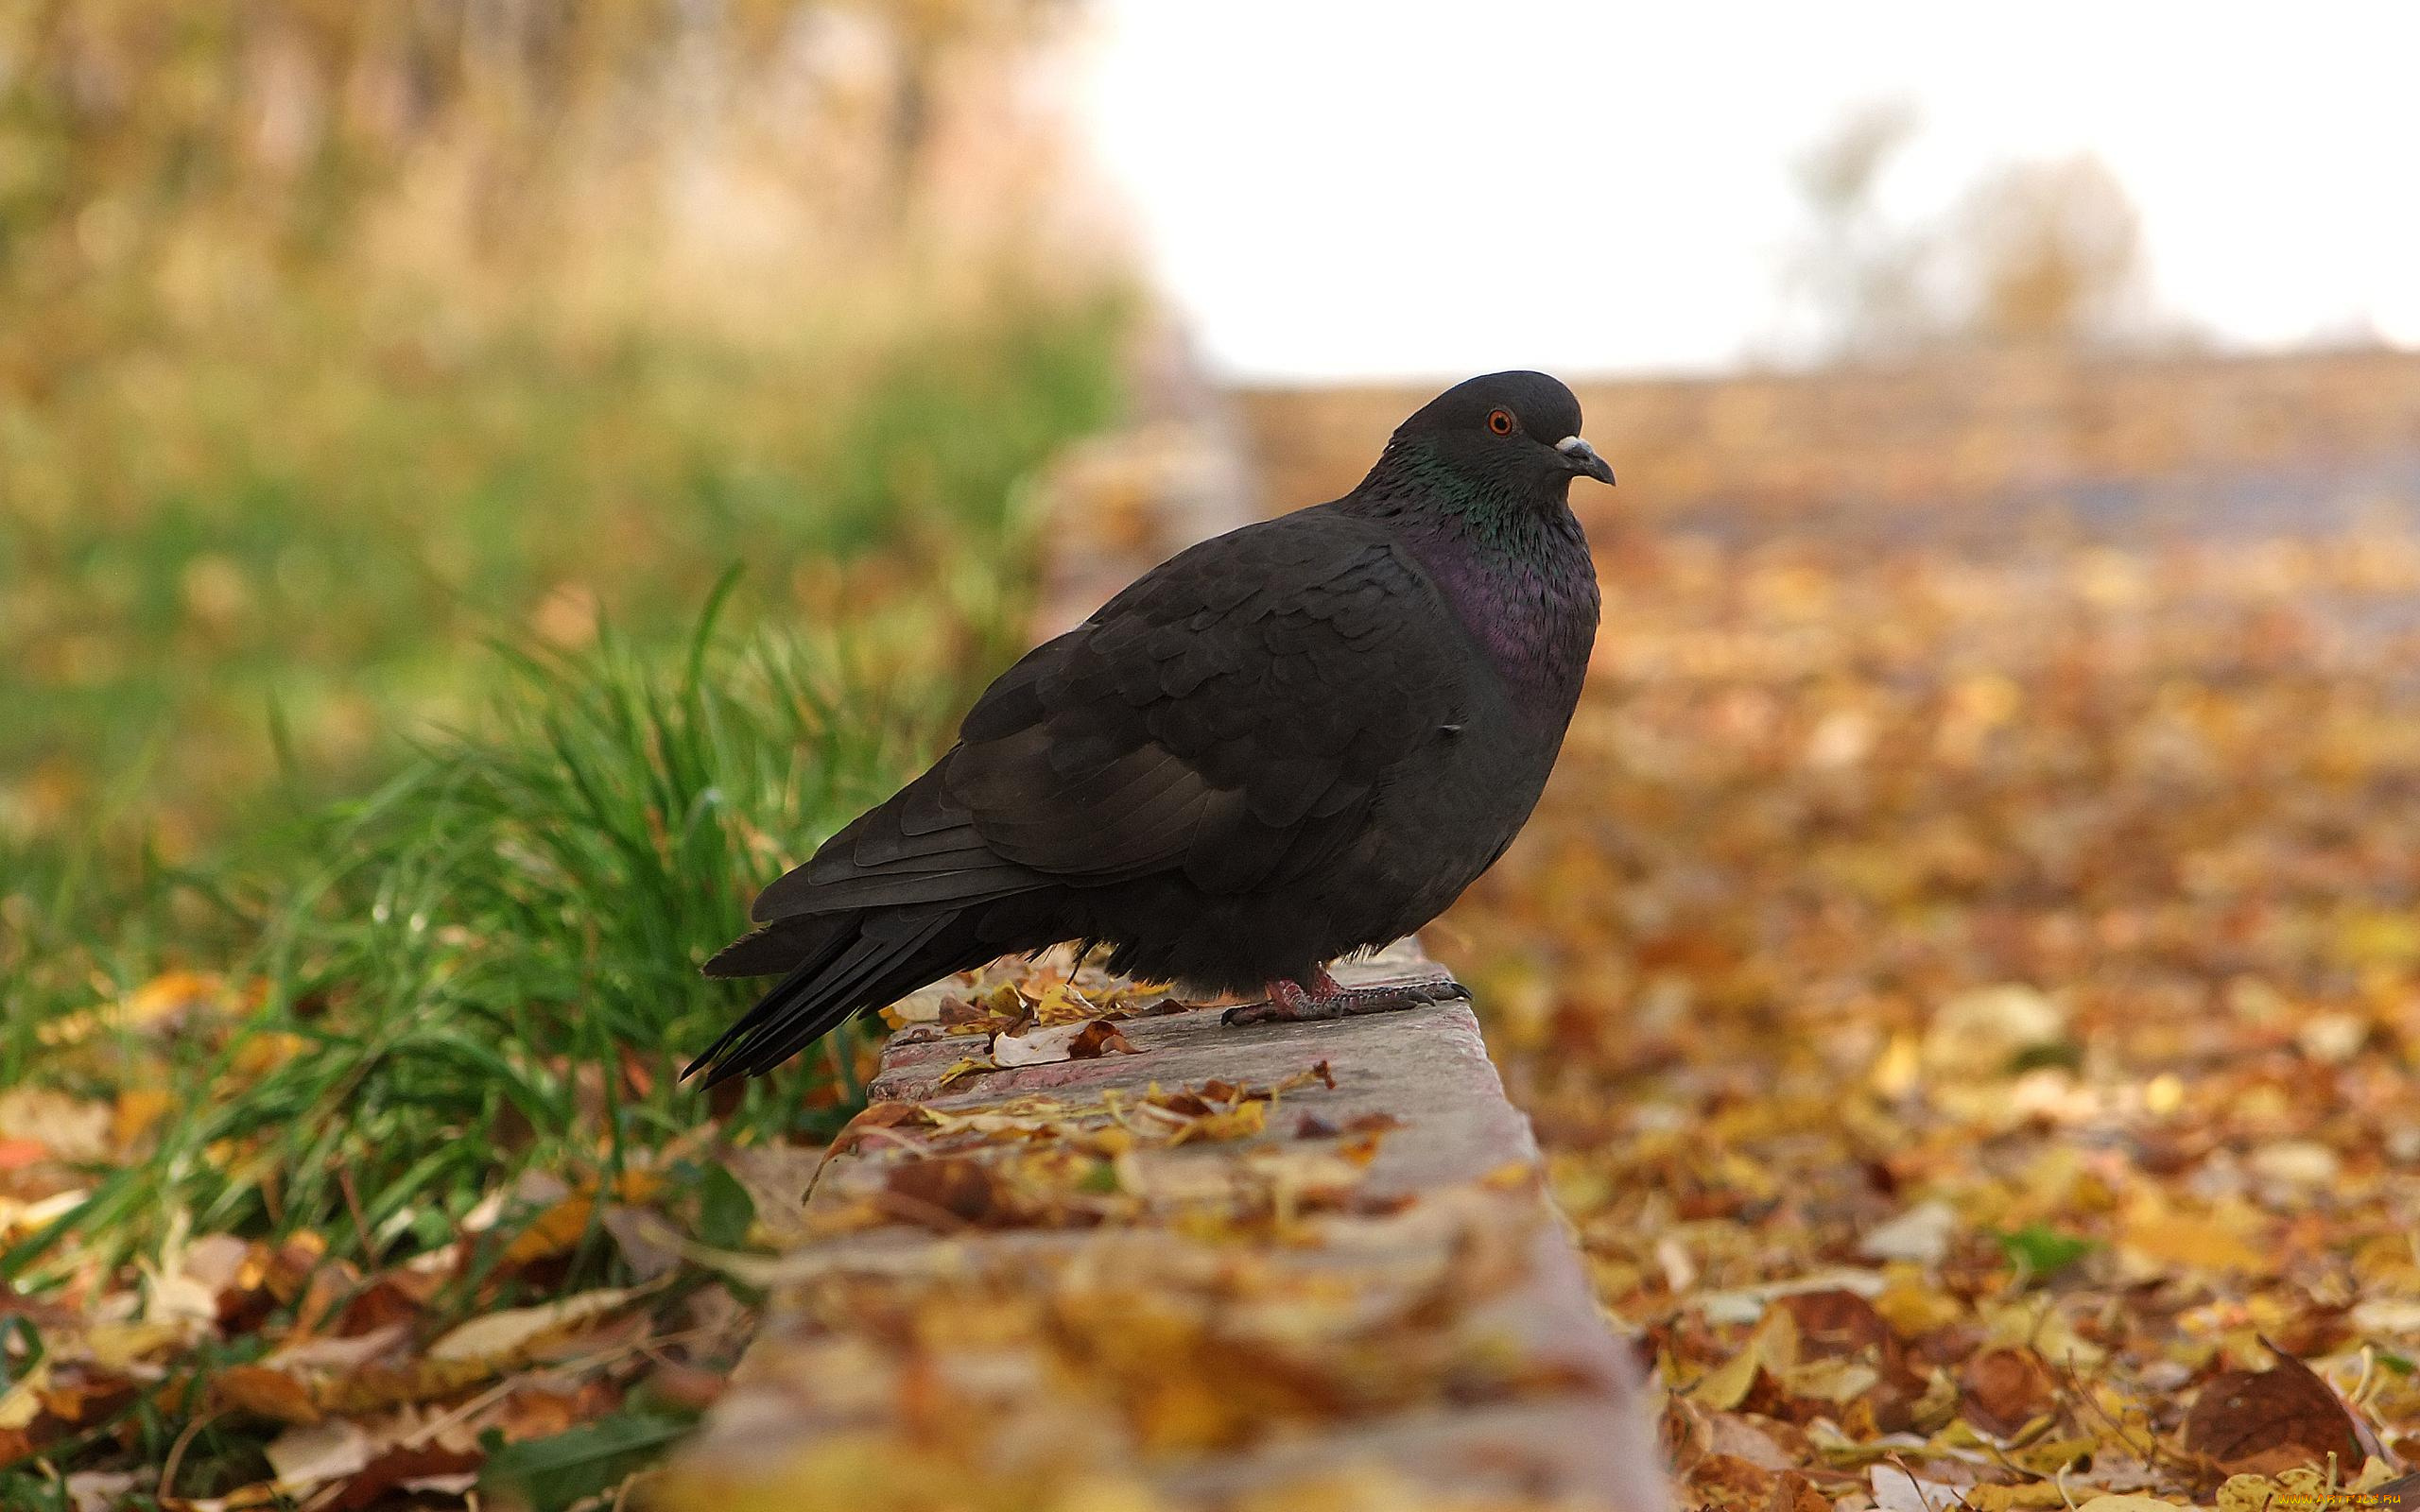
xmin=1555 ymin=435 xmax=1615 ymax=486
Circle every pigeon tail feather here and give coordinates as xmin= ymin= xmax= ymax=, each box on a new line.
xmin=685 ymin=909 xmax=989 ymax=1087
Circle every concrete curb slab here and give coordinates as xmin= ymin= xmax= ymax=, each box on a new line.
xmin=657 ymin=946 xmax=1672 ymax=1511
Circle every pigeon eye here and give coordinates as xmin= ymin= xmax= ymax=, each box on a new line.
xmin=1486 ymin=408 xmax=1516 ymax=437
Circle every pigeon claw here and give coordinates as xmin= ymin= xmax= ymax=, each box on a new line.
xmin=1220 ymin=970 xmax=1473 ymax=1026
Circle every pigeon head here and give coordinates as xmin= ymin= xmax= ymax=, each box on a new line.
xmin=1380 ymin=371 xmax=1615 ymax=499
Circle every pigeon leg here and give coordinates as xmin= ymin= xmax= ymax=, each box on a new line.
xmin=1221 ymin=966 xmax=1472 ymax=1026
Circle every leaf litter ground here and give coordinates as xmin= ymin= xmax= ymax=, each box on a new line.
xmin=18 ymin=521 xmax=2420 ymax=1510
xmin=1443 ymin=521 xmax=2420 ymax=1511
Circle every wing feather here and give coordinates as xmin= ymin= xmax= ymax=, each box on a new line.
xmin=743 ymin=507 xmax=1472 ymax=926
xmin=934 ymin=510 xmax=1468 ymax=895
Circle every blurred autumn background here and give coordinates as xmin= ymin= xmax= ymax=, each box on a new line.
xmin=9 ymin=2 xmax=2420 ymax=1508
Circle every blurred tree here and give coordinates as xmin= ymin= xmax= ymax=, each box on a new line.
xmin=1782 ymin=100 xmax=1935 ymax=361
xmin=0 ymin=0 xmax=1086 ymax=379
xmin=1956 ymin=153 xmax=2148 ymax=349
xmin=1782 ymin=104 xmax=2164 ymax=363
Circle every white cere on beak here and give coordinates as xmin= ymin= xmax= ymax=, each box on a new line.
xmin=1555 ymin=436 xmax=1586 ymax=453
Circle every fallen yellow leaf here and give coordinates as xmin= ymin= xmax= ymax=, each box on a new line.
xmin=112 ymin=1088 xmax=176 ymax=1149
xmin=2120 ymin=1206 xmax=2268 ymax=1274
xmin=424 ymin=1286 xmax=639 ymax=1365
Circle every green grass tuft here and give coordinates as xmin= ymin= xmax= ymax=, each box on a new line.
xmin=8 ymin=580 xmax=990 ymax=1286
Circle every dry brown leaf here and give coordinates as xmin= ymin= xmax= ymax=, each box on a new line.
xmin=1663 ymin=1396 xmax=1798 ymax=1473
xmin=1774 ymin=1288 xmax=1893 ymax=1361
xmin=215 ymin=1365 xmax=322 ymax=1424
xmin=2183 ymin=1352 xmax=2362 ymax=1476
xmin=1070 ymin=1022 xmax=1141 ymax=1058
xmin=881 ymin=1158 xmax=1002 ymax=1227
xmin=1688 ymin=1452 xmax=1828 ymax=1512
xmin=329 ymin=1266 xmax=441 ymax=1336
xmin=992 ymin=1018 xmax=1141 ymax=1067
xmin=1960 ymin=1345 xmax=2057 ymax=1436
xmin=320 ymin=1443 xmax=485 ymax=1511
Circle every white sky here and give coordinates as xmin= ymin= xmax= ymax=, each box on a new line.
xmin=1076 ymin=1 xmax=2420 ymax=381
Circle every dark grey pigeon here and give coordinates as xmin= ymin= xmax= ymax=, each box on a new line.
xmin=688 ymin=371 xmax=1610 ymax=1084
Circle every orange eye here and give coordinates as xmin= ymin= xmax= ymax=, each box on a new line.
xmin=1486 ymin=408 xmax=1515 ymax=436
